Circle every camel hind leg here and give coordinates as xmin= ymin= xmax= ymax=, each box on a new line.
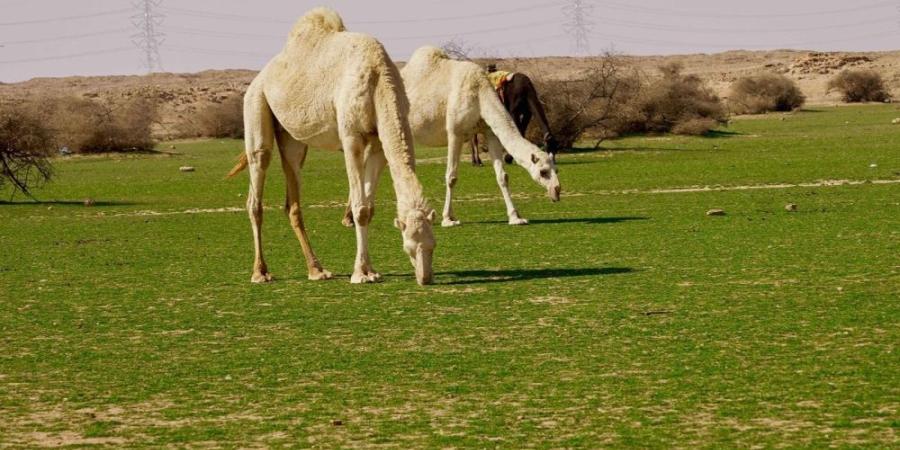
xmin=243 ymin=81 xmax=276 ymax=282
xmin=486 ymin=130 xmax=528 ymax=225
xmin=441 ymin=131 xmax=464 ymax=227
xmin=277 ymin=129 xmax=334 ymax=281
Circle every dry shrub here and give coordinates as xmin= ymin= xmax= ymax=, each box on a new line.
xmin=528 ymin=53 xmax=642 ymax=149
xmin=175 ymin=96 xmax=244 ymax=139
xmin=671 ymin=117 xmax=720 ymax=136
xmin=47 ymin=96 xmax=158 ymax=153
xmin=627 ymin=62 xmax=728 ymax=136
xmin=828 ymin=70 xmax=890 ymax=102
xmin=728 ymin=73 xmax=805 ymax=114
xmin=0 ymin=101 xmax=54 ymax=196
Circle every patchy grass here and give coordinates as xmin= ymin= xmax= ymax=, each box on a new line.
xmin=1 ymin=105 xmax=898 ymax=447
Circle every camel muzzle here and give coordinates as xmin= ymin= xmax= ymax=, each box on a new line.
xmin=549 ymin=185 xmax=561 ymax=202
xmin=415 ymin=250 xmax=434 ymax=285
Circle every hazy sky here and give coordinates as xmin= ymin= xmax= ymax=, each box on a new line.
xmin=1 ymin=0 xmax=898 ymax=82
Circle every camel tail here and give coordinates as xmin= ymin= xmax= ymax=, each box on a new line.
xmin=226 ymin=153 xmax=249 ymax=178
xmin=477 ymin=78 xmax=541 ymax=165
xmin=373 ymin=57 xmax=426 ymax=212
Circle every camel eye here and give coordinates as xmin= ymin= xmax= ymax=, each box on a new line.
xmin=539 ymin=169 xmax=550 ymax=178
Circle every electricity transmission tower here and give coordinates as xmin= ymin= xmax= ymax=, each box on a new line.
xmin=563 ymin=0 xmax=593 ymax=56
xmin=132 ymin=0 xmax=164 ymax=73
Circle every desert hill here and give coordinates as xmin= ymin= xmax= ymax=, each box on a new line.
xmin=2 ymin=50 xmax=898 ymax=139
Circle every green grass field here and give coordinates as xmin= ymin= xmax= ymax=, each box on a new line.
xmin=1 ymin=105 xmax=898 ymax=448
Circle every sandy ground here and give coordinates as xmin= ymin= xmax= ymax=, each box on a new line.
xmin=1 ymin=50 xmax=898 ymax=139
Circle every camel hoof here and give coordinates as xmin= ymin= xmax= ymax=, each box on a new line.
xmin=441 ymin=219 xmax=461 ymax=228
xmin=308 ymin=269 xmax=334 ymax=281
xmin=351 ymin=271 xmax=382 ymax=284
xmin=509 ymin=217 xmax=529 ymax=226
xmin=341 ymin=216 xmax=354 ymax=228
xmin=251 ymin=272 xmax=274 ymax=283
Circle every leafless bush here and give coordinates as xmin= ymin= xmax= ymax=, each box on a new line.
xmin=188 ymin=96 xmax=244 ymax=139
xmin=440 ymin=39 xmax=480 ymax=61
xmin=626 ymin=63 xmax=728 ymax=136
xmin=828 ymin=70 xmax=890 ymax=103
xmin=728 ymin=73 xmax=805 ymax=114
xmin=0 ymin=102 xmax=54 ymax=197
xmin=529 ymin=53 xmax=642 ymax=149
xmin=48 ymin=96 xmax=158 ymax=153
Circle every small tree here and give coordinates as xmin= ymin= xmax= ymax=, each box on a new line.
xmin=828 ymin=70 xmax=890 ymax=103
xmin=533 ymin=52 xmax=641 ymax=149
xmin=440 ymin=39 xmax=479 ymax=61
xmin=193 ymin=96 xmax=244 ymax=139
xmin=0 ymin=103 xmax=54 ymax=197
xmin=627 ymin=62 xmax=728 ymax=136
xmin=47 ymin=96 xmax=158 ymax=153
xmin=728 ymin=73 xmax=805 ymax=114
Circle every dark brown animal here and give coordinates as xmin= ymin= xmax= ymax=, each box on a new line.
xmin=472 ymin=72 xmax=559 ymax=166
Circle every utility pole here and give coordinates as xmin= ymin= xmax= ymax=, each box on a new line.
xmin=132 ymin=0 xmax=164 ymax=73
xmin=563 ymin=0 xmax=592 ymax=56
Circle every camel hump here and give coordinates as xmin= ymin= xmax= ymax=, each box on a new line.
xmin=408 ymin=46 xmax=449 ymax=66
xmin=289 ymin=7 xmax=346 ymax=38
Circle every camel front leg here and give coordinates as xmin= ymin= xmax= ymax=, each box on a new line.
xmin=340 ymin=141 xmax=387 ymax=228
xmin=442 ymin=132 xmax=463 ymax=227
xmin=277 ymin=130 xmax=333 ymax=281
xmin=342 ymin=135 xmax=381 ymax=284
xmin=486 ymin=131 xmax=528 ymax=225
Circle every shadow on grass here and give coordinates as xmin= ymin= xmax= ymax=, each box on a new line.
xmin=471 ymin=216 xmax=648 ymax=225
xmin=703 ymin=130 xmax=742 ymax=139
xmin=0 ymin=200 xmax=138 ymax=207
xmin=437 ymin=267 xmax=635 ymax=285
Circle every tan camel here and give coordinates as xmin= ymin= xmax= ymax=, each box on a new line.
xmin=343 ymin=46 xmax=561 ymax=228
xmin=229 ymin=8 xmax=436 ymax=285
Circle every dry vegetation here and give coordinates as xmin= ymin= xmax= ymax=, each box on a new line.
xmin=178 ymin=95 xmax=244 ymax=139
xmin=728 ymin=73 xmax=806 ymax=114
xmin=521 ymin=59 xmax=729 ymax=148
xmin=0 ymin=102 xmax=54 ymax=196
xmin=827 ymin=70 xmax=891 ymax=103
xmin=42 ymin=96 xmax=158 ymax=153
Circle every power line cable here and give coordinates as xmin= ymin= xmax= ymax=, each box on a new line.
xmin=0 ymin=8 xmax=131 ymax=26
xmin=592 ymin=15 xmax=899 ymax=34
xmin=590 ymin=0 xmax=896 ymax=19
xmin=0 ymin=28 xmax=132 ymax=46
xmin=0 ymin=47 xmax=134 ymax=64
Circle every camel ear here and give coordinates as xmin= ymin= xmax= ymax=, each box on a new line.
xmin=531 ymin=153 xmax=539 ymax=164
xmin=394 ymin=217 xmax=406 ymax=231
xmin=426 ymin=209 xmax=437 ymax=223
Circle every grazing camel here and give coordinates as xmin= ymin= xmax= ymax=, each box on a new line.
xmin=472 ymin=67 xmax=560 ymax=166
xmin=229 ymin=8 xmax=436 ymax=285
xmin=344 ymin=46 xmax=560 ymax=228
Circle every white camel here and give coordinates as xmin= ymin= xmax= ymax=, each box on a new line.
xmin=344 ymin=46 xmax=561 ymax=228
xmin=229 ymin=8 xmax=436 ymax=285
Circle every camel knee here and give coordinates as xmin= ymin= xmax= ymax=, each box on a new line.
xmin=287 ymin=204 xmax=303 ymax=228
xmin=247 ymin=198 xmax=264 ymax=223
xmin=353 ymin=205 xmax=374 ymax=226
xmin=248 ymin=149 xmax=272 ymax=169
xmin=446 ymin=174 xmax=458 ymax=188
xmin=496 ymin=172 xmax=509 ymax=188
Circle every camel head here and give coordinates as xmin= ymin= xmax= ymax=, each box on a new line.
xmin=527 ymin=152 xmax=561 ymax=202
xmin=394 ymin=208 xmax=437 ymax=285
